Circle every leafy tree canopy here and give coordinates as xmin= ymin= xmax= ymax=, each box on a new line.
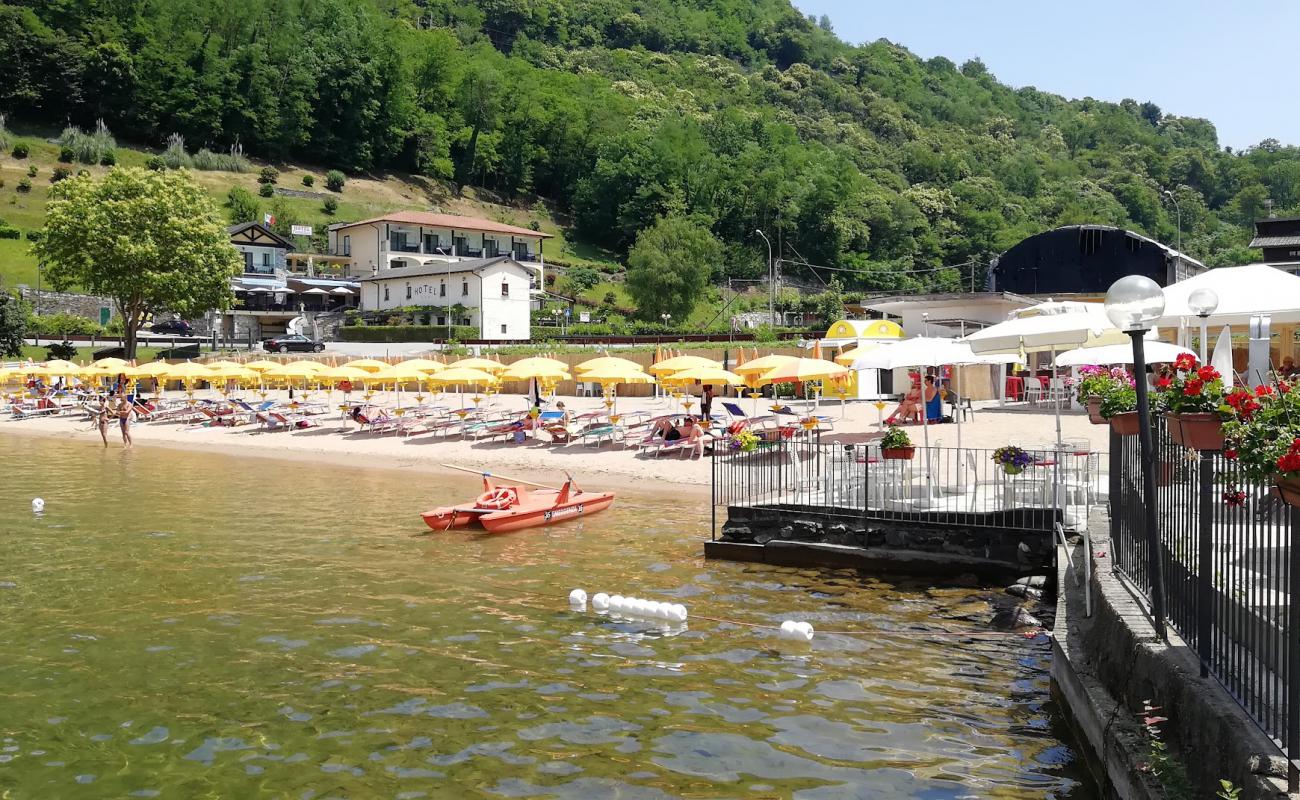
xmin=34 ymin=167 xmax=242 ymax=357
xmin=626 ymin=215 xmax=719 ymax=321
xmin=0 ymin=290 xmax=27 ymax=358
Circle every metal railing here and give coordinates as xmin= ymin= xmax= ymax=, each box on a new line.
xmin=711 ymin=437 xmax=1100 ymax=539
xmin=1111 ymin=419 xmax=1299 ymax=786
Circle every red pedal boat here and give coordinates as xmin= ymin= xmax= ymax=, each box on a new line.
xmin=422 ymin=470 xmax=615 ymax=533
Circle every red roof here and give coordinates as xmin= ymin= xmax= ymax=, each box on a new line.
xmin=334 ymin=211 xmax=552 ymax=239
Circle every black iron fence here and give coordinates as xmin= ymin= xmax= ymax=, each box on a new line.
xmin=1111 ymin=419 xmax=1299 ymax=786
xmin=710 ymin=437 xmax=1100 ymax=539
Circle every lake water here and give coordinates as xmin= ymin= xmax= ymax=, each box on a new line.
xmin=0 ymin=435 xmax=1094 ymax=798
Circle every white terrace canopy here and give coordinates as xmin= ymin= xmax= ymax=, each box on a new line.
xmin=1160 ymin=263 xmax=1300 ymax=326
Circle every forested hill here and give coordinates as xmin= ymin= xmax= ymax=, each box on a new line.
xmin=2 ymin=0 xmax=1293 ymax=290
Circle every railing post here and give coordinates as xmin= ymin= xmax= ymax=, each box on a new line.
xmin=1289 ymin=504 xmax=1300 ymax=792
xmin=1109 ymin=428 xmax=1120 ymax=567
xmin=1197 ymin=449 xmax=1213 ymax=678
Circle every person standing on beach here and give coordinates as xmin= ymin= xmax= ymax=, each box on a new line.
xmin=93 ymin=396 xmax=111 ymax=447
xmin=701 ymin=384 xmax=714 ymax=421
xmin=114 ymin=394 xmax=134 ymax=448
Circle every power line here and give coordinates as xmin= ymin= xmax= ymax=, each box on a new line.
xmin=778 ymin=257 xmax=982 ymax=277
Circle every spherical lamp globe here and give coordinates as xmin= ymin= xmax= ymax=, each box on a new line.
xmin=1104 ymin=275 xmax=1166 ymax=332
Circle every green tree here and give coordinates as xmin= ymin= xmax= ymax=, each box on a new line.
xmin=565 ymin=265 xmax=601 ymax=292
xmin=226 ymin=186 xmax=260 ymax=225
xmin=34 ymin=168 xmax=241 ymax=358
xmin=0 ymin=290 xmax=27 ymax=358
xmin=625 ymin=215 xmax=719 ymax=322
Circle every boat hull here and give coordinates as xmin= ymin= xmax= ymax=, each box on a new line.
xmin=421 ymin=490 xmax=615 ymax=533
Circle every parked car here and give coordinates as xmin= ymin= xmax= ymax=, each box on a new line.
xmin=149 ymin=318 xmax=194 ymax=336
xmin=263 ymin=334 xmax=325 ymax=353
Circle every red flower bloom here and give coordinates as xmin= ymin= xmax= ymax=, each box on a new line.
xmin=1155 ymin=376 xmax=1172 ymax=390
xmin=1257 ymin=384 xmax=1275 ymax=397
xmin=1282 ymin=382 xmax=1293 ymax=394
xmin=1223 ymin=489 xmax=1246 ymax=507
xmin=1224 ymin=448 xmax=1238 ymax=460
xmin=1174 ymin=354 xmax=1199 ymax=372
xmin=1279 ymin=452 xmax=1300 ymax=473
xmin=1196 ymin=366 xmax=1220 ymax=382
xmin=1184 ymin=379 xmax=1203 ymax=396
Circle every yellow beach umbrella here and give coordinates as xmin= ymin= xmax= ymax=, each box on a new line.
xmin=732 ymin=354 xmax=798 ymax=377
xmin=395 ymin=358 xmax=446 ymax=373
xmin=499 ymin=363 xmax=572 ymax=382
xmin=202 ymin=360 xmax=245 ymax=370
xmin=647 ymin=355 xmax=720 ymax=376
xmin=367 ymin=366 xmax=430 ymax=386
xmin=750 ymin=357 xmax=847 ymax=387
xmin=163 ymin=362 xmax=216 ymax=381
xmin=91 ymin=357 xmax=129 ymax=369
xmin=505 ymin=356 xmax=569 ymax=372
xmin=446 ymin=357 xmax=507 ymax=374
xmin=575 ymin=356 xmax=642 ymax=374
xmin=132 ymin=360 xmax=174 ymax=378
xmin=342 ymin=358 xmax=392 ymax=373
xmin=427 ymin=367 xmax=500 ymax=386
xmin=264 ymin=362 xmax=327 ymax=381
xmin=578 ymin=365 xmax=653 ymax=385
xmin=242 ymin=359 xmax=288 ymax=373
xmin=661 ymin=366 xmax=744 ymax=386
xmin=207 ymin=365 xmax=259 ymax=383
xmin=319 ymin=365 xmax=375 ymax=383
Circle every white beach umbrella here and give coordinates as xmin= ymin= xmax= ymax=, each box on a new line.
xmin=331 ymin=287 xmax=355 ymax=295
xmin=1211 ymin=326 xmax=1235 ymax=390
xmin=1054 ymin=341 xmax=1194 ymax=367
xmin=964 ymin=301 xmax=1130 ymax=355
xmin=1161 ymin=264 xmax=1300 ymax=326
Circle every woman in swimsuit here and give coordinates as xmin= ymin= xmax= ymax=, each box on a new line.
xmin=94 ymin=397 xmax=111 ymax=447
xmin=115 ymin=395 xmax=134 ymax=448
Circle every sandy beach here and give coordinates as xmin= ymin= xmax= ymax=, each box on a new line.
xmin=1 ymin=388 xmax=1107 ymax=492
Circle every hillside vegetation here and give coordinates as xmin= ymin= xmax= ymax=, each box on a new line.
xmin=2 ymin=0 xmax=1295 ymax=298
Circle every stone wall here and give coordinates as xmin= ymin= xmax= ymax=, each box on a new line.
xmin=16 ymin=287 xmax=115 ymax=322
xmin=716 ymin=505 xmax=1055 ymax=577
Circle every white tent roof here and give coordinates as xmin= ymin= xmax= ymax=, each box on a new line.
xmin=1054 ymin=341 xmax=1193 ymax=367
xmin=964 ymin=301 xmax=1133 ymax=354
xmin=850 ymin=337 xmax=1013 ymax=370
xmin=1160 ymin=263 xmax=1300 ymax=325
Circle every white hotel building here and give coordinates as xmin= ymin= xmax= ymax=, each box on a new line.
xmin=329 ymin=212 xmax=552 ymax=341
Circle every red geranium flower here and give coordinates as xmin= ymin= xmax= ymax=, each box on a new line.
xmin=1184 ymin=379 xmax=1203 ymax=396
xmin=1257 ymin=384 xmax=1275 ymax=397
xmin=1196 ymin=366 xmax=1220 ymax=382
xmin=1155 ymin=376 xmax=1172 ymax=390
xmin=1174 ymin=353 xmax=1199 ymax=371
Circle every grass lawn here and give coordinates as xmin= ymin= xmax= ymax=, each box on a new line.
xmin=19 ymin=344 xmax=166 ymax=363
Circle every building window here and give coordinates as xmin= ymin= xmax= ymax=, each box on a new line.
xmin=501 ymin=281 xmax=509 ymax=297
xmin=462 ymin=280 xmax=469 ymax=297
xmin=461 ymin=317 xmax=471 ymax=326
xmin=384 ymin=285 xmax=390 ymax=301
xmin=405 ymin=283 xmax=412 ymax=299
xmin=484 ymin=239 xmax=499 ymax=257
xmin=423 ymin=233 xmax=440 ymax=253
xmin=500 ymin=324 xmax=507 ymax=335
xmin=342 ymin=235 xmax=351 ymax=256
xmin=439 ymin=281 xmax=446 ymax=297
xmin=453 ymin=236 xmax=467 ymax=255
xmin=436 ymin=316 xmax=445 ymax=326
xmin=243 ymin=252 xmax=253 ymax=270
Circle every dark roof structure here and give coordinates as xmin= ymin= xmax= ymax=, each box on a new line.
xmin=991 ymin=225 xmax=1204 ymax=295
xmin=227 ymin=221 xmax=293 ymax=250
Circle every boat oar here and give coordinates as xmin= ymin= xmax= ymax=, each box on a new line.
xmin=441 ymin=463 xmax=562 ymax=491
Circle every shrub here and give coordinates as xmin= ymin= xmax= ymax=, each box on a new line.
xmin=51 ymin=167 xmax=72 ymax=183
xmin=16 ymin=178 xmax=32 ymax=193
xmin=322 ymin=197 xmax=338 ymax=215
xmin=11 ymin=142 xmax=28 ymax=159
xmin=0 ymin=226 xmax=21 ymax=239
xmin=59 ymin=120 xmax=116 ymax=164
xmin=191 ymin=142 xmax=250 ymax=172
xmin=302 ymin=174 xmax=314 ymax=187
xmin=258 ymin=166 xmax=279 ymax=184
xmin=99 ymin=150 xmax=116 ymax=166
xmin=31 ymin=313 xmax=105 ymax=336
xmin=26 ymin=164 xmax=37 ymax=177
xmin=337 ymin=325 xmax=478 ymax=342
xmin=325 ymin=169 xmax=345 ymax=192
xmin=161 ymin=132 xmax=191 ymax=169
xmin=145 ymin=155 xmax=166 ymax=171
xmin=0 ymin=114 xmax=8 ymax=152
xmin=23 ymin=229 xmax=42 ymax=241
xmin=258 ymin=182 xmax=275 ymax=197
xmin=76 ymin=168 xmax=91 ymax=178
xmin=46 ymin=341 xmax=79 ymax=361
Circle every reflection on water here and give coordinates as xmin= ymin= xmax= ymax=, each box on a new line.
xmin=0 ymin=436 xmax=1094 ymax=798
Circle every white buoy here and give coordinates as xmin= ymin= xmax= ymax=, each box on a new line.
xmin=591 ymin=593 xmax=610 ymax=611
xmin=779 ymin=620 xmax=799 ymax=639
xmin=672 ymin=604 xmax=688 ymax=622
xmin=795 ymin=622 xmax=815 ymax=641
xmin=568 ymin=589 xmax=588 ymax=606
xmin=31 ymin=498 xmax=44 ymax=513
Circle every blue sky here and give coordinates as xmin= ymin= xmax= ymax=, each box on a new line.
xmin=792 ymin=1 xmax=1295 ymax=150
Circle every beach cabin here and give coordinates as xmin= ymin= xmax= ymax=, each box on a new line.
xmin=817 ymin=318 xmax=904 ymax=400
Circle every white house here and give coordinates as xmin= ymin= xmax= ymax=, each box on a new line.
xmin=358 ymin=256 xmax=534 ymax=341
xmin=229 ymin=221 xmax=291 ymax=275
xmin=328 ymin=211 xmax=551 ymax=294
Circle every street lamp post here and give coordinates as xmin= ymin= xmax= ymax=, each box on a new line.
xmin=1105 ymin=275 xmax=1169 ymax=641
xmin=755 ymin=230 xmax=773 ymax=327
xmin=1187 ymin=288 xmax=1220 ymax=364
xmin=35 ymin=261 xmax=42 ymax=347
xmin=1163 ymin=190 xmax=1182 ymax=255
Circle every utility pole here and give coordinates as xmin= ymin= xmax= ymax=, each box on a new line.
xmin=755 ymin=230 xmax=773 ymax=327
xmin=1163 ymin=189 xmax=1182 ymax=255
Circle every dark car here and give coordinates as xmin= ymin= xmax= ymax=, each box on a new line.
xmin=263 ymin=334 xmax=325 ymax=353
xmin=150 ymin=318 xmax=194 ymax=336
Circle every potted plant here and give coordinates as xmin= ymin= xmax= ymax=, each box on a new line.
xmin=1100 ymin=384 xmax=1141 ymax=435
xmin=1076 ymin=365 xmax=1132 ymax=424
xmin=1155 ymin=354 xmax=1230 ymax=450
xmin=1223 ymin=381 xmax=1300 ymax=506
xmin=992 ymin=445 xmax=1033 ymax=475
xmin=880 ymin=425 xmax=915 ymax=460
xmin=728 ymin=428 xmax=759 ymax=453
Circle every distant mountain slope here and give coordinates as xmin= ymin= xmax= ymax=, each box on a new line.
xmin=1 ymin=0 xmax=1289 ymax=292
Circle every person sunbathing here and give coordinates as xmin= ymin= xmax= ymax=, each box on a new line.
xmin=885 ymin=378 xmax=924 ymax=424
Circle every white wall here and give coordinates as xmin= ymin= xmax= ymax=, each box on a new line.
xmin=360 ymin=263 xmax=532 ymax=340
xmin=477 ymin=263 xmax=531 ymax=340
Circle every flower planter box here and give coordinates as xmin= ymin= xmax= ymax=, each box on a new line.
xmin=1274 ymin=476 xmax=1300 ymax=509
xmin=882 ymin=447 xmax=915 ymax=460
xmin=1166 ymin=412 xmax=1224 ymax=451
xmin=1109 ymin=411 xmax=1140 ymax=436
xmin=1086 ymin=396 xmax=1105 ymax=425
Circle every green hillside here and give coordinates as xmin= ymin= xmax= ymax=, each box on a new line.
xmin=1 ymin=0 xmax=1291 ymax=299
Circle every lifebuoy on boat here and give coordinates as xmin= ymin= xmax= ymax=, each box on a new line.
xmin=476 ymin=487 xmax=517 ymax=510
